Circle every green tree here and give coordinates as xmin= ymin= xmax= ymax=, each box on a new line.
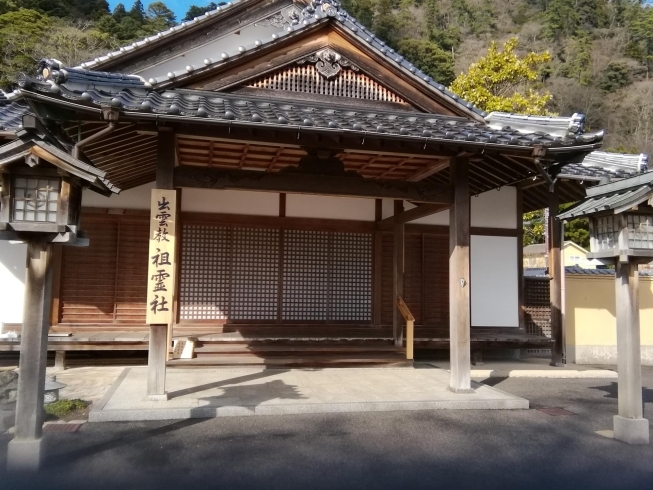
xmin=397 ymin=39 xmax=455 ymax=85
xmin=0 ymin=8 xmax=50 ymax=89
xmin=147 ymin=1 xmax=176 ymax=29
xmin=523 ymin=207 xmax=589 ymax=249
xmin=128 ymin=0 xmax=145 ymax=23
xmin=373 ymin=0 xmax=397 ymax=45
xmin=182 ymin=2 xmax=217 ymax=21
xmin=562 ymin=33 xmax=593 ymax=85
xmin=625 ymin=4 xmax=653 ymax=75
xmin=598 ymin=62 xmax=630 ymax=92
xmin=544 ymin=0 xmax=579 ymax=39
xmin=449 ymin=38 xmax=552 ymax=114
xmin=340 ymin=0 xmax=374 ymax=29
xmin=112 ymin=2 xmax=127 ymax=22
xmin=523 ymin=209 xmax=545 ymax=246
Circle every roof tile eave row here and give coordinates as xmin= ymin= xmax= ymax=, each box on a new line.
xmin=13 ymin=78 xmax=605 ymax=150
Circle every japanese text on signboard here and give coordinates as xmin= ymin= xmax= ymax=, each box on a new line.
xmin=146 ymin=189 xmax=177 ymax=324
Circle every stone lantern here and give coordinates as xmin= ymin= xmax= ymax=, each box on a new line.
xmin=0 ymin=119 xmax=118 ymax=469
xmin=560 ymin=172 xmax=653 ymax=445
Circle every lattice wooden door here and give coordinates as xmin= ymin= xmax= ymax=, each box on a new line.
xmin=179 ymin=224 xmax=372 ymax=323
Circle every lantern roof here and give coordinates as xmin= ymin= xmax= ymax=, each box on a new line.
xmin=558 ymin=170 xmax=653 ymax=220
xmin=0 ymin=131 xmax=119 ymax=195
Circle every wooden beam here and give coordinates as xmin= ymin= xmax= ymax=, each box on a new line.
xmin=49 ymin=245 xmax=63 ymax=326
xmin=7 ymin=242 xmax=53 ymax=470
xmin=174 ymin=166 xmax=453 ymax=204
xmin=156 ymin=129 xmax=175 ymax=190
xmin=393 ymin=200 xmax=405 ymax=347
xmin=376 ymin=202 xmax=451 ymax=231
xmin=146 ymin=135 xmax=177 ymax=399
xmin=448 ymin=156 xmax=473 ymax=393
xmin=548 ymin=189 xmax=564 ymax=366
xmin=406 ymin=158 xmax=450 ymax=182
xmin=279 ymin=193 xmax=286 ymax=217
xmin=0 ymin=173 xmax=11 ymax=224
xmin=516 ymin=189 xmax=525 ymax=330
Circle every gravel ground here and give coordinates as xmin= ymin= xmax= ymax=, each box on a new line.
xmin=1 ymin=366 xmax=652 ymax=490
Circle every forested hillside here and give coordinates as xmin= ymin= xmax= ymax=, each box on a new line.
xmin=1 ymin=0 xmax=652 ymax=154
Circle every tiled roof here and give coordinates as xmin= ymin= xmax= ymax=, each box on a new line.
xmin=73 ymin=0 xmax=490 ymax=118
xmin=485 ymin=112 xmax=585 ymax=138
xmin=0 ymin=132 xmax=118 ymax=194
xmin=15 ymin=69 xmax=604 ymax=150
xmin=558 ymin=171 xmax=653 ymax=219
xmin=559 ymin=151 xmax=648 ymax=181
xmin=36 ymin=60 xmax=150 ymax=89
xmin=0 ymin=101 xmax=28 ymax=132
xmin=525 ymin=266 xmax=653 ymax=276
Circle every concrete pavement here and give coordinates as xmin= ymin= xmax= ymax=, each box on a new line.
xmin=1 ymin=369 xmax=652 ymax=490
xmin=89 ymin=366 xmax=528 ymax=422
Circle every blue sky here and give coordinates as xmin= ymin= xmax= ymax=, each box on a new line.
xmin=108 ymin=0 xmax=200 ymax=20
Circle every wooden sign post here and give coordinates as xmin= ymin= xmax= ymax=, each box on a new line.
xmin=146 ymin=188 xmax=178 ymax=400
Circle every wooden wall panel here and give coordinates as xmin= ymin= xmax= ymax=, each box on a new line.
xmin=60 ymin=215 xmax=150 ymax=324
xmin=404 ymin=233 xmax=423 ymax=325
xmin=381 ymin=232 xmax=394 ymax=325
xmin=60 ymin=218 xmax=119 ymax=323
xmin=59 ymin=213 xmax=452 ymax=326
xmin=423 ymin=233 xmax=449 ymax=326
xmin=114 ymin=219 xmax=150 ymax=323
xmin=381 ymin=230 xmax=449 ymax=326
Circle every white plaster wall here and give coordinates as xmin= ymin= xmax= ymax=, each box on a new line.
xmin=471 ymin=187 xmax=516 ymax=228
xmin=181 ymin=189 xmax=279 ymax=216
xmin=286 ymin=194 xmax=375 ymax=221
xmin=381 ymin=199 xmax=449 ymax=225
xmin=82 ymin=182 xmax=154 ymax=209
xmin=470 ymin=235 xmax=519 ymax=327
xmin=380 ymin=187 xmax=516 ymax=228
xmin=0 ymin=241 xmax=26 ymax=327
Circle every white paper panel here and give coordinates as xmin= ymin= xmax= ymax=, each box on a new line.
xmin=0 ymin=241 xmax=26 ymax=325
xmin=471 ymin=235 xmax=519 ymax=327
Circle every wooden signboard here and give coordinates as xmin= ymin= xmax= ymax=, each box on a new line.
xmin=146 ymin=189 xmax=178 ymax=325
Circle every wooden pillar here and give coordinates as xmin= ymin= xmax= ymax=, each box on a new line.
xmin=448 ymin=157 xmax=473 ymax=393
xmin=54 ymin=351 xmax=65 ymax=371
xmin=548 ymin=190 xmax=564 ymax=366
xmin=373 ymin=199 xmax=383 ymax=326
xmin=516 ymin=189 xmax=525 ymax=329
xmin=146 ymin=130 xmax=176 ymax=400
xmin=393 ymin=200 xmax=405 ymax=346
xmin=613 ymin=217 xmax=649 ymax=443
xmin=7 ymin=242 xmax=53 ymax=471
xmin=148 ymin=324 xmax=168 ymax=397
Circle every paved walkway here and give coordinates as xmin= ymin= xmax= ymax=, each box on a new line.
xmin=89 ymin=366 xmax=527 ymax=422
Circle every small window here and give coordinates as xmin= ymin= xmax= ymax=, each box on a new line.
xmin=13 ymin=177 xmax=60 ymax=222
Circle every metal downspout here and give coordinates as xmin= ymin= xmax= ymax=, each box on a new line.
xmin=72 ymin=121 xmax=117 ymax=160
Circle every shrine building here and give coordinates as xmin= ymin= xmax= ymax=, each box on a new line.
xmin=0 ymin=0 xmax=646 ymax=393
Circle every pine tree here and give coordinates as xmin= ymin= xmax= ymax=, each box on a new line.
xmin=128 ymin=0 xmax=145 ymax=24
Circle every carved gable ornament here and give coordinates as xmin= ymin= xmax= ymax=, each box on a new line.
xmin=297 ymin=48 xmax=359 ymax=79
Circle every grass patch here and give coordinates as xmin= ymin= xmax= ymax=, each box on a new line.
xmin=44 ymin=399 xmax=89 ymax=419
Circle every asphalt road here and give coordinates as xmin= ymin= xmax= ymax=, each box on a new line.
xmin=2 ymin=366 xmax=653 ymax=490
